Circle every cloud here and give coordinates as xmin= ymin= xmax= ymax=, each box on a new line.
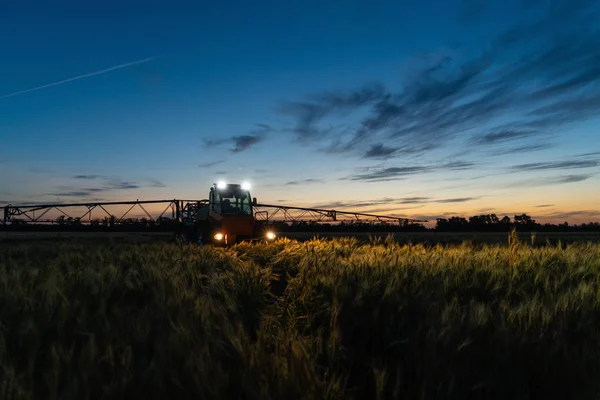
xmin=203 ymin=138 xmax=228 ymax=147
xmin=311 ymin=197 xmax=423 ymax=209
xmin=148 ymin=179 xmax=166 ymax=188
xmin=509 ymin=160 xmax=599 ymax=172
xmin=231 ymin=135 xmax=263 ymax=153
xmin=535 ymin=204 xmax=554 ymax=208
xmin=45 ymin=175 xmax=156 ymax=199
xmin=435 ymin=197 xmax=477 ymax=203
xmin=491 ymin=143 xmax=554 ymax=156
xmin=539 ymin=209 xmax=600 ymax=222
xmin=363 ymin=143 xmax=399 ymax=159
xmin=349 ymin=161 xmax=475 ymax=182
xmin=471 ymin=128 xmax=539 ymax=145
xmin=337 ymin=206 xmax=426 ymax=217
xmin=106 ymin=180 xmax=140 ymax=190
xmin=0 ymin=56 xmax=158 ymax=100
xmin=557 ymin=175 xmax=593 ymax=183
xmin=350 ymin=166 xmax=431 ymax=181
xmin=311 ymin=200 xmax=428 ymax=210
xmin=204 ymin=124 xmax=271 ymax=153
xmin=285 ymin=178 xmax=325 ymax=185
xmin=270 ymin=0 xmax=600 ymax=161
xmin=198 ymin=160 xmax=225 ymax=169
xmin=53 ymin=191 xmax=94 ymax=197
xmin=72 ymin=175 xmax=104 ymax=180
xmin=508 ymin=174 xmax=594 ymax=187
xmin=278 ymin=84 xmax=385 ymax=141
xmin=398 ymin=197 xmax=431 ymax=204
xmin=576 ymin=151 xmax=600 ymax=158
xmin=310 ymin=196 xmax=477 ymax=209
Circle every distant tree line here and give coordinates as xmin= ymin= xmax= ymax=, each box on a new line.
xmin=434 ymin=213 xmax=600 ymax=232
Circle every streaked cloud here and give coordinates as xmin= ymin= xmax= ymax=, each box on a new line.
xmin=204 ymin=124 xmax=271 ymax=153
xmin=436 ymin=197 xmax=477 ymax=203
xmin=348 ymin=161 xmax=475 ymax=182
xmin=198 ymin=160 xmax=225 ymax=169
xmin=508 ymin=174 xmax=594 ymax=187
xmin=285 ymin=178 xmax=325 ymax=186
xmin=270 ymin=0 xmax=600 ymax=162
xmin=491 ymin=143 xmax=554 ymax=156
xmin=509 ymin=160 xmax=599 ymax=172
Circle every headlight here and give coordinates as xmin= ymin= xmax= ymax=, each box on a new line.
xmin=266 ymin=231 xmax=276 ymax=240
xmin=214 ymin=233 xmax=224 ymax=241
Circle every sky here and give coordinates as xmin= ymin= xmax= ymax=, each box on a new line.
xmin=1 ymin=0 xmax=599 ymax=225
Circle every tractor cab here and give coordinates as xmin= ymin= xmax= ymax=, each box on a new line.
xmin=206 ymin=182 xmax=257 ymax=244
xmin=209 ymin=182 xmax=255 ymax=218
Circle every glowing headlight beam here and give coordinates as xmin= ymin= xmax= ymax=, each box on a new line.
xmin=214 ymin=233 xmax=224 ymax=241
xmin=266 ymin=231 xmax=276 ymax=240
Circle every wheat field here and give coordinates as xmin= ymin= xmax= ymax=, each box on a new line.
xmin=1 ymin=234 xmax=600 ymax=399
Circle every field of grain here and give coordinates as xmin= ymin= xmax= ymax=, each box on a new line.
xmin=1 ymin=234 xmax=600 ymax=399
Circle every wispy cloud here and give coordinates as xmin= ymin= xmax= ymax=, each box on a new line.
xmin=508 ymin=174 xmax=594 ymax=187
xmin=73 ymin=175 xmax=104 ymax=180
xmin=436 ymin=197 xmax=477 ymax=203
xmin=491 ymin=143 xmax=554 ymax=156
xmin=104 ymin=180 xmax=139 ymax=190
xmin=231 ymin=135 xmax=264 ymax=153
xmin=471 ymin=128 xmax=539 ymax=145
xmin=577 ymin=151 xmax=600 ymax=158
xmin=204 ymin=124 xmax=271 ymax=153
xmin=363 ymin=143 xmax=400 ymax=159
xmin=46 ymin=175 xmax=160 ymax=198
xmin=52 ymin=191 xmax=93 ymax=197
xmin=310 ymin=195 xmax=477 ymax=209
xmin=398 ymin=197 xmax=431 ymax=204
xmin=348 ymin=161 xmax=475 ymax=182
xmin=269 ymin=0 xmax=600 ymax=161
xmin=509 ymin=160 xmax=599 ymax=172
xmin=0 ymin=56 xmax=158 ymax=100
xmin=285 ymin=178 xmax=325 ymax=185
xmin=148 ymin=179 xmax=166 ymax=188
xmin=535 ymin=204 xmax=554 ymax=208
xmin=199 ymin=160 xmax=225 ymax=169
xmin=541 ymin=210 xmax=600 ymax=220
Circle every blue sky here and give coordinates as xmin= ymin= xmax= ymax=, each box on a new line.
xmin=1 ymin=0 xmax=599 ymax=224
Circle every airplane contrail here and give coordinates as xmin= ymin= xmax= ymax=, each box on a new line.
xmin=0 ymin=56 xmax=158 ymax=100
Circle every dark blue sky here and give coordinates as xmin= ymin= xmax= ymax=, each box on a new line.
xmin=1 ymin=0 xmax=599 ymax=223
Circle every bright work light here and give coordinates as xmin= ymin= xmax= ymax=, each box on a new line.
xmin=266 ymin=231 xmax=276 ymax=240
xmin=241 ymin=181 xmax=251 ymax=190
xmin=217 ymin=181 xmax=227 ymax=189
xmin=214 ymin=233 xmax=224 ymax=241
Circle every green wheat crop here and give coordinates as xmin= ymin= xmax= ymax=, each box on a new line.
xmin=1 ymin=236 xmax=600 ymax=399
